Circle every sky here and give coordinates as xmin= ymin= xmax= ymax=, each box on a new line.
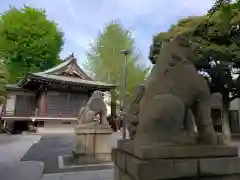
xmin=0 ymin=0 xmax=215 ymax=67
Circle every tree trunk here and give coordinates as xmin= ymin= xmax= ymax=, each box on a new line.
xmin=110 ymin=89 xmax=117 ymax=117
xmin=222 ymin=104 xmax=231 ymax=144
xmin=0 ymin=104 xmax=3 ymax=132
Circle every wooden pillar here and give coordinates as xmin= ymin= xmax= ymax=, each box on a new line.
xmin=5 ymin=94 xmax=16 ymax=115
xmin=40 ymin=91 xmax=47 ymax=116
xmin=0 ymin=103 xmax=4 ymax=129
xmin=110 ymin=89 xmax=117 ymax=117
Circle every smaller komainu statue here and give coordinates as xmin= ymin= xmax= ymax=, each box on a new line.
xmin=77 ymin=90 xmax=108 ymax=126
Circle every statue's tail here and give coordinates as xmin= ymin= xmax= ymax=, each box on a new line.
xmin=77 ymin=107 xmax=85 ymax=121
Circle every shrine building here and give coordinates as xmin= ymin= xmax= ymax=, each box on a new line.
xmin=2 ymin=54 xmax=117 ymax=133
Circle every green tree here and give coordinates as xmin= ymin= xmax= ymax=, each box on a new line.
xmin=150 ymin=6 xmax=240 ymax=142
xmin=207 ymin=0 xmax=240 ymax=34
xmin=0 ymin=5 xmax=64 ymax=83
xmin=208 ymin=0 xmax=240 ymax=17
xmin=0 ymin=60 xmax=8 ymax=132
xmin=84 ymin=21 xmax=149 ymax=102
xmin=0 ymin=60 xmax=8 ymax=105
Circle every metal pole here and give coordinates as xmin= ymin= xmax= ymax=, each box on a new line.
xmin=122 ymin=54 xmax=127 ymax=140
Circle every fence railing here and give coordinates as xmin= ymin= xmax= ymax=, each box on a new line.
xmin=1 ymin=110 xmax=78 ymax=118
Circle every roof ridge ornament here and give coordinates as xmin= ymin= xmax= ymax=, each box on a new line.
xmin=70 ymin=53 xmax=77 ymax=64
xmin=70 ymin=53 xmax=74 ymax=58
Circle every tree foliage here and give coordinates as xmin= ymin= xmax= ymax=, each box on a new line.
xmin=150 ymin=7 xmax=240 ymax=105
xmin=84 ymin=21 xmax=149 ymax=102
xmin=208 ymin=0 xmax=240 ymax=17
xmin=150 ymin=1 xmax=240 ymax=141
xmin=0 ymin=60 xmax=8 ymax=105
xmin=0 ymin=5 xmax=64 ymax=83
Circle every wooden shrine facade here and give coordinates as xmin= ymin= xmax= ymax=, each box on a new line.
xmin=2 ymin=54 xmax=117 ymax=120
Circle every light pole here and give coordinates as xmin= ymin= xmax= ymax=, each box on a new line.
xmin=120 ymin=49 xmax=131 ymax=140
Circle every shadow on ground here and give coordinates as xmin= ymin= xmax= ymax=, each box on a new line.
xmin=21 ymin=134 xmax=116 ymax=174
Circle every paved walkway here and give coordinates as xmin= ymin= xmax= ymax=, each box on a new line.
xmin=0 ymin=132 xmax=122 ymax=179
xmin=42 ymin=169 xmax=113 ymax=180
xmin=0 ymin=134 xmax=41 ymax=163
xmin=22 ymin=131 xmax=122 ymax=174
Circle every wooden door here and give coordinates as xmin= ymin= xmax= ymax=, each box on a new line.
xmin=46 ymin=91 xmax=88 ymax=117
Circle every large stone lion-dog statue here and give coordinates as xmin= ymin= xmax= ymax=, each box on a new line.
xmin=126 ymin=36 xmax=221 ymax=145
xmin=77 ymin=90 xmax=108 ymax=126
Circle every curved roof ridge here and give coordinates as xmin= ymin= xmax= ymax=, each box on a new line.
xmin=72 ymin=61 xmax=94 ymax=80
xmin=40 ymin=54 xmax=94 ymax=81
xmin=42 ymin=59 xmax=71 ymax=74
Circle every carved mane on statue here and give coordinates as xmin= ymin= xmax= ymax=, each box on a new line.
xmin=126 ymin=35 xmax=225 ymax=145
xmin=77 ymin=90 xmax=108 ymax=125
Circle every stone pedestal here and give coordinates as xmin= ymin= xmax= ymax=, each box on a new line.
xmin=74 ymin=124 xmax=112 ymax=155
xmin=112 ymin=140 xmax=240 ymax=180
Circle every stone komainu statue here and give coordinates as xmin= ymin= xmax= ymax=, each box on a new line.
xmin=126 ymin=35 xmax=220 ymax=145
xmin=78 ymin=90 xmax=108 ymax=125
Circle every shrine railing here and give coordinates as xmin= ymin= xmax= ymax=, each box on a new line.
xmin=1 ymin=110 xmax=78 ymax=118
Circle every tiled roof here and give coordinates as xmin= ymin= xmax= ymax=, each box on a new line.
xmin=41 ymin=54 xmax=94 ymax=80
xmin=5 ymin=84 xmax=19 ymax=89
xmin=31 ymin=72 xmax=116 ymax=88
xmin=16 ymin=54 xmax=117 ymax=89
xmin=5 ymin=84 xmax=35 ymax=92
xmin=42 ymin=59 xmax=71 ymax=74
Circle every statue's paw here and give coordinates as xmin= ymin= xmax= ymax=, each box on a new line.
xmin=198 ymin=130 xmax=218 ymax=145
xmin=216 ymin=133 xmax=230 ymax=145
xmin=129 ymin=105 xmax=140 ymax=115
xmin=127 ymin=124 xmax=136 ymax=139
xmin=129 ymin=129 xmax=136 ymax=139
xmin=124 ymin=114 xmax=138 ymax=126
xmin=129 ymin=115 xmax=139 ymax=126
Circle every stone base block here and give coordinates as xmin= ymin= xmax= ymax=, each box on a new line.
xmin=114 ymin=166 xmax=240 ymax=180
xmin=117 ymin=140 xmax=238 ymax=159
xmin=74 ymin=124 xmax=112 ymax=155
xmin=112 ymin=140 xmax=240 ymax=180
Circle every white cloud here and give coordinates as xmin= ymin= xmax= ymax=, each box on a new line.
xmin=0 ymin=0 xmax=214 ymax=65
